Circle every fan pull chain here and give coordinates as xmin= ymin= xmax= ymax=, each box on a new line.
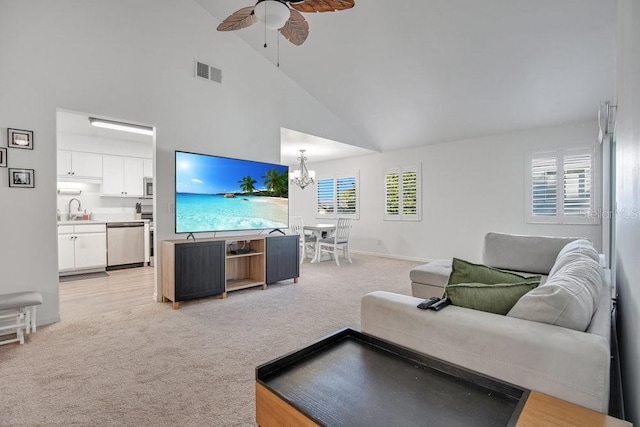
xmin=263 ymin=1 xmax=267 ymax=48
xmin=277 ymin=34 xmax=280 ymax=67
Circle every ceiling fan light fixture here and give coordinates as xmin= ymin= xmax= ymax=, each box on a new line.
xmin=258 ymin=0 xmax=290 ymax=30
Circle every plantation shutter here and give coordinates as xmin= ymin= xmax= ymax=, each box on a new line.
xmin=563 ymin=151 xmax=592 ymax=217
xmin=384 ymin=165 xmax=421 ymax=221
xmin=402 ymin=169 xmax=419 ymax=216
xmin=527 ymin=147 xmax=597 ymax=224
xmin=336 ymin=176 xmax=357 ymax=215
xmin=317 ymin=178 xmax=334 ymax=216
xmin=385 ymin=170 xmax=400 ymax=218
xmin=316 ymin=174 xmax=359 ymax=218
xmin=531 ymin=155 xmax=558 ymax=217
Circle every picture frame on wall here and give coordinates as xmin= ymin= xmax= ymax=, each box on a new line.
xmin=8 ymin=168 xmax=35 ymax=188
xmin=8 ymin=128 xmax=34 ymax=150
xmin=0 ymin=148 xmax=6 ymax=167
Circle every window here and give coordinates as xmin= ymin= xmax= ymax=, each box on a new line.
xmin=316 ymin=173 xmax=359 ymax=219
xmin=384 ymin=165 xmax=421 ymax=221
xmin=526 ymin=147 xmax=598 ymax=224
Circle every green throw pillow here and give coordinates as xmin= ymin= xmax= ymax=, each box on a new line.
xmin=445 ymin=281 xmax=540 ymax=315
xmin=447 ymin=258 xmax=541 ymax=285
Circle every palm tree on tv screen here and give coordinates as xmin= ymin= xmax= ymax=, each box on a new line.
xmin=239 ymin=176 xmax=257 ymax=193
xmin=263 ymin=169 xmax=288 ymax=197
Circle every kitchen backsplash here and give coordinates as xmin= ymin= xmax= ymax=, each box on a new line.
xmin=57 ymin=182 xmax=151 ymax=222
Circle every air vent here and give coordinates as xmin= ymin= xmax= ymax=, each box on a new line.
xmin=210 ymin=67 xmax=222 ymax=84
xmin=194 ymin=59 xmax=222 ymax=84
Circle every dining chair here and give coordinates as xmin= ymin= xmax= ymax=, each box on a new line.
xmin=316 ymin=218 xmax=352 ymax=266
xmin=289 ymin=216 xmax=317 ymax=264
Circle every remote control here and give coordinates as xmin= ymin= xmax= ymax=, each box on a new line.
xmin=428 ymin=298 xmax=451 ymax=311
xmin=417 ymin=297 xmax=440 ymax=310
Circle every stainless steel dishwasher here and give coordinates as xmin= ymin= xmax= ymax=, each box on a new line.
xmin=106 ymin=222 xmax=145 ymax=269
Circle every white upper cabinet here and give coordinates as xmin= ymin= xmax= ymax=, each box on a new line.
xmin=123 ymin=157 xmax=144 ymax=196
xmin=57 ymin=150 xmax=103 ymax=179
xmin=143 ymin=158 xmax=153 ymax=178
xmin=102 ymin=155 xmax=144 ymax=197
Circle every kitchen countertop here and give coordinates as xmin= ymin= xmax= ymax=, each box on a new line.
xmin=57 ymin=219 xmax=149 ymax=225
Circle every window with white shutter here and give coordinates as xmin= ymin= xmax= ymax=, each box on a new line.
xmin=316 ymin=173 xmax=359 ymax=219
xmin=385 ymin=165 xmax=421 ymax=221
xmin=526 ymin=147 xmax=598 ymax=224
xmin=317 ymin=178 xmax=335 ymax=216
xmin=385 ymin=170 xmax=400 ymax=217
xmin=336 ymin=177 xmax=357 ymax=215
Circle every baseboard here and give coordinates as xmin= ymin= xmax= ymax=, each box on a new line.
xmin=349 ymin=250 xmax=433 ymax=263
xmin=39 ymin=314 xmax=61 ymax=327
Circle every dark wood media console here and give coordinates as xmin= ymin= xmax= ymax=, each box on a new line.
xmin=162 ymin=234 xmax=299 ymax=308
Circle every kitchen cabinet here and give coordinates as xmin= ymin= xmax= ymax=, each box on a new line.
xmin=57 ymin=150 xmax=103 ymax=179
xmin=143 ymin=158 xmax=153 ymax=178
xmin=102 ymin=155 xmax=144 ymax=197
xmin=57 ymin=230 xmax=76 ymax=270
xmin=58 ymin=223 xmax=107 ymax=274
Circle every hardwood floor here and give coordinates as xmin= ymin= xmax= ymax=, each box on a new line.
xmin=59 ymin=267 xmax=155 ymax=322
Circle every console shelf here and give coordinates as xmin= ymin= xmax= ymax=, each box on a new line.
xmin=224 ymin=238 xmax=266 ymax=298
xmin=162 ymin=234 xmax=298 ymax=308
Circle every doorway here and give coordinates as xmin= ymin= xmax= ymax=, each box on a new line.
xmin=55 ymin=109 xmax=157 ymax=321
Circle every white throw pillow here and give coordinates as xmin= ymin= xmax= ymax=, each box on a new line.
xmin=558 ymin=238 xmax=598 ymax=259
xmin=548 ymin=239 xmax=600 ymax=279
xmin=507 ymin=257 xmax=603 ymax=331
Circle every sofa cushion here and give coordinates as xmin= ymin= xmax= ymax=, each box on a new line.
xmin=445 ymin=281 xmax=540 ymax=315
xmin=507 ymin=257 xmax=604 ymax=331
xmin=448 ymin=258 xmax=541 ymax=286
xmin=482 ymin=232 xmax=580 ymax=275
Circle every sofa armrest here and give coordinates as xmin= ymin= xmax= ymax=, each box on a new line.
xmin=361 ymin=291 xmax=610 ymax=413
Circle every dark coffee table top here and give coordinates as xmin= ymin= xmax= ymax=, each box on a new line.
xmin=257 ymin=328 xmax=528 ymax=427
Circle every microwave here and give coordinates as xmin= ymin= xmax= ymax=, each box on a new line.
xmin=143 ymin=177 xmax=153 ymax=199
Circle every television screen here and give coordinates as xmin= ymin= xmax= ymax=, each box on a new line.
xmin=175 ymin=151 xmax=289 ymax=233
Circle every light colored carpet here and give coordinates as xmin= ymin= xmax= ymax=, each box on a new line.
xmin=0 ymin=254 xmax=420 ymax=426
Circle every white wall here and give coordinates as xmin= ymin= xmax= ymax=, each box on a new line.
xmin=0 ymin=0 xmax=363 ymax=325
xmin=614 ymin=0 xmax=640 ymax=423
xmin=291 ymin=121 xmax=603 ymax=262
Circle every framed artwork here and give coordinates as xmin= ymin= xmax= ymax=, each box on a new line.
xmin=8 ymin=168 xmax=35 ymax=188
xmin=0 ymin=148 xmax=6 ymax=167
xmin=8 ymin=128 xmax=34 ymax=150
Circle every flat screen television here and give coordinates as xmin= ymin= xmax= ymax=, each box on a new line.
xmin=175 ymin=151 xmax=289 ymax=234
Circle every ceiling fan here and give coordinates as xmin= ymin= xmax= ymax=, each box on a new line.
xmin=217 ymin=0 xmax=355 ymax=46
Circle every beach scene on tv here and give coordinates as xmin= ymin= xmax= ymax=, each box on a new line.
xmin=175 ymin=152 xmax=289 ymax=233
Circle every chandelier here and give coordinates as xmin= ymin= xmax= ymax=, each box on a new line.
xmin=289 ymin=149 xmax=315 ymax=189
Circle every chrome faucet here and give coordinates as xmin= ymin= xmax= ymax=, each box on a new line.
xmin=68 ymin=198 xmax=82 ymax=220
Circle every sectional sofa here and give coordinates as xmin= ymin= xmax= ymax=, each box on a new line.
xmin=361 ymin=232 xmax=612 ymax=413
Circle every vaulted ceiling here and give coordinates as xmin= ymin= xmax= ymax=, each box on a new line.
xmin=195 ymin=0 xmax=616 ymax=154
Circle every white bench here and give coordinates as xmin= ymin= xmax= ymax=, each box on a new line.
xmin=0 ymin=291 xmax=43 ymax=345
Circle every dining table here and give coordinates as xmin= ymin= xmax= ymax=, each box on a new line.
xmin=303 ymin=223 xmax=336 ymax=263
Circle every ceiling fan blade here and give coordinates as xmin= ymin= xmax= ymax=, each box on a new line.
xmin=279 ymin=9 xmax=309 ymax=46
xmin=216 ymin=6 xmax=257 ymax=31
xmin=290 ymin=0 xmax=354 ymax=13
